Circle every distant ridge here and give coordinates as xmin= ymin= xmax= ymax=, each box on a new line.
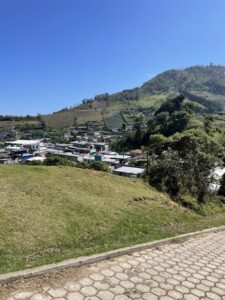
xmin=42 ymin=65 xmax=225 ymax=129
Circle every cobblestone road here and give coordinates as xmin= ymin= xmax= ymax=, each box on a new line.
xmin=3 ymin=231 xmax=225 ymax=300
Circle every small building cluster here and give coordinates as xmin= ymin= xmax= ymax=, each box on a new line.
xmin=0 ymin=127 xmax=147 ymax=178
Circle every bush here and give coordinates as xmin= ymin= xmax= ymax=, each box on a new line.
xmin=44 ymin=155 xmax=74 ymax=166
xmin=24 ymin=160 xmax=43 ymax=166
xmin=90 ymin=161 xmax=109 ymax=172
xmin=76 ymin=162 xmax=89 ymax=169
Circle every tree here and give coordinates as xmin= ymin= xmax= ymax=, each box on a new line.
xmin=218 ymin=174 xmax=225 ymax=197
xmin=155 ymin=94 xmax=185 ymax=115
xmin=204 ymin=115 xmax=214 ymax=134
xmin=146 ymin=149 xmax=181 ymax=198
xmin=133 ymin=115 xmax=146 ymax=148
xmin=146 ymin=130 xmax=223 ymax=203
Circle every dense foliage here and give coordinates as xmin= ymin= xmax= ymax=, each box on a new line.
xmin=115 ymin=94 xmax=225 ymax=203
xmin=44 ymin=155 xmax=75 ymax=166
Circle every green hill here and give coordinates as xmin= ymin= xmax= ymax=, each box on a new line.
xmin=42 ymin=65 xmax=225 ymax=129
xmin=1 ymin=165 xmax=225 ymax=274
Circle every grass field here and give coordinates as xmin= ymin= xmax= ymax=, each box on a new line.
xmin=104 ymin=113 xmax=125 ymax=129
xmin=0 ymin=120 xmax=40 ymax=130
xmin=42 ymin=109 xmax=103 ymax=128
xmin=41 ymin=94 xmax=168 ymax=129
xmin=1 ymin=165 xmax=225 ymax=274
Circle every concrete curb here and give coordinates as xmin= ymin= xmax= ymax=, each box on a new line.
xmin=1 ymin=225 xmax=225 ymax=284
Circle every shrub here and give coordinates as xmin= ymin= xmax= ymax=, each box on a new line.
xmin=44 ymin=155 xmax=74 ymax=166
xmin=76 ymin=161 xmax=89 ymax=169
xmin=90 ymin=161 xmax=109 ymax=172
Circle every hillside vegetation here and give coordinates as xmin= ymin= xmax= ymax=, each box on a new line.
xmin=42 ymin=65 xmax=225 ymax=128
xmin=1 ymin=165 xmax=225 ymax=274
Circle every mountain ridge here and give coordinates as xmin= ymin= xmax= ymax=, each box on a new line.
xmin=42 ymin=65 xmax=225 ymax=129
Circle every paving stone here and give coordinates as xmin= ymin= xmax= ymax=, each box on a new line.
xmin=130 ymin=276 xmax=144 ymax=284
xmin=159 ymin=282 xmax=173 ymax=291
xmin=105 ymin=276 xmax=120 ymax=286
xmin=187 ymin=276 xmax=200 ymax=284
xmin=135 ymin=283 xmax=150 ymax=293
xmin=167 ymin=290 xmax=183 ymax=299
xmin=110 ymin=265 xmax=123 ymax=272
xmin=174 ymin=285 xmax=190 ymax=294
xmin=78 ymin=277 xmax=93 ymax=286
xmin=31 ymin=294 xmax=51 ymax=300
xmin=191 ymin=288 xmax=205 ymax=297
xmin=115 ymin=272 xmax=129 ymax=280
xmin=183 ymin=294 xmax=199 ymax=300
xmin=100 ymin=269 xmax=114 ymax=277
xmin=201 ymin=279 xmax=215 ymax=287
xmin=167 ymin=278 xmax=180 ymax=286
xmin=120 ymin=280 xmax=135 ymax=289
xmin=67 ymin=292 xmax=84 ymax=300
xmin=80 ymin=286 xmax=97 ymax=297
xmin=64 ymin=282 xmax=81 ymax=292
xmin=173 ymin=274 xmax=186 ymax=281
xmin=207 ymin=275 xmax=219 ymax=283
xmin=93 ymin=281 xmax=110 ymax=291
xmin=125 ymin=289 xmax=142 ymax=299
xmin=14 ymin=291 xmax=34 ymax=299
xmin=142 ymin=293 xmax=158 ymax=300
xmin=89 ymin=273 xmax=105 ymax=281
xmin=151 ymin=287 xmax=166 ymax=296
xmin=135 ymin=257 xmax=145 ymax=263
xmin=119 ymin=262 xmax=131 ymax=269
xmin=206 ymin=291 xmax=222 ymax=300
xmin=145 ymin=268 xmax=158 ymax=276
xmin=114 ymin=295 xmax=130 ymax=300
xmin=152 ymin=275 xmax=165 ymax=283
xmin=109 ymin=285 xmax=125 ymax=295
xmin=216 ymin=282 xmax=225 ymax=290
xmin=182 ymin=280 xmax=195 ymax=289
xmin=211 ymin=286 xmax=225 ymax=296
xmin=196 ymin=283 xmax=210 ymax=292
xmin=127 ymin=259 xmax=139 ymax=266
xmin=138 ymin=272 xmax=151 ymax=280
xmin=48 ymin=288 xmax=67 ymax=298
xmin=97 ymin=290 xmax=114 ymax=300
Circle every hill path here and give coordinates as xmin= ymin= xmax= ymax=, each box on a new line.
xmin=2 ymin=231 xmax=225 ymax=300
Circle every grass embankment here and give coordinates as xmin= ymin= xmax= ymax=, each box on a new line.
xmin=0 ymin=165 xmax=225 ymax=274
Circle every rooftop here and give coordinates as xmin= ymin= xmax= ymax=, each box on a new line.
xmin=113 ymin=166 xmax=144 ymax=175
xmin=6 ymin=139 xmax=41 ymax=146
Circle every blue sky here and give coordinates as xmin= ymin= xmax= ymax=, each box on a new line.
xmin=0 ymin=0 xmax=225 ymax=115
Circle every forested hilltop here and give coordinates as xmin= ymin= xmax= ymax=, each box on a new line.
xmin=43 ymin=65 xmax=225 ymax=129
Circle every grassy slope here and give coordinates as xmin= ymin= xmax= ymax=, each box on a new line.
xmin=42 ymin=95 xmax=167 ymax=129
xmin=0 ymin=120 xmax=40 ymax=130
xmin=1 ymin=165 xmax=225 ymax=274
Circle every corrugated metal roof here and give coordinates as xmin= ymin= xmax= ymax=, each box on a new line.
xmin=114 ymin=166 xmax=144 ymax=175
